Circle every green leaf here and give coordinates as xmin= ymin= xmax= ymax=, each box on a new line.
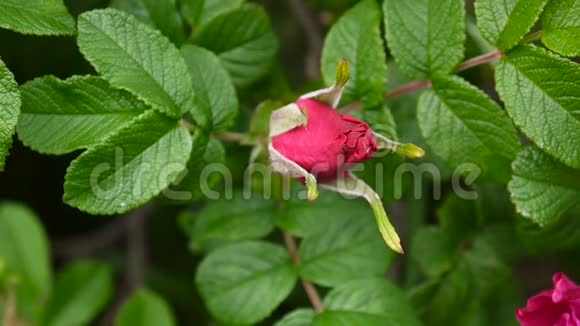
xmin=274 ymin=309 xmax=315 ymax=326
xmin=77 ymin=9 xmax=209 ymax=126
xmin=475 ymin=0 xmax=549 ymax=50
xmin=517 ymin=207 xmax=580 ymax=253
xmin=248 ymin=100 xmax=282 ymax=140
xmin=110 ymin=0 xmax=185 ymax=45
xmin=417 ymin=75 xmax=521 ymax=181
xmin=63 ymin=110 xmax=192 ymax=215
xmin=484 ymin=278 xmax=521 ymax=326
xmin=193 ymin=4 xmax=278 ymax=87
xmin=181 ymin=45 xmax=238 ymax=131
xmin=437 ymin=194 xmax=479 ymax=239
xmin=436 ymin=189 xmax=518 ymax=260
xmin=355 ymin=154 xmax=405 ymax=204
xmin=409 ymin=227 xmax=455 ymax=278
xmin=465 ymin=239 xmax=512 ymax=298
xmin=409 ymin=224 xmax=512 ymax=324
xmin=183 ymin=191 xmax=276 ymax=251
xmin=472 ymin=183 xmax=516 ymax=225
xmin=39 ymin=261 xmax=113 ymax=326
xmin=0 ymin=58 xmax=20 ymax=171
xmin=452 ymin=303 xmax=486 ymax=326
xmin=196 ymin=241 xmax=297 ymax=325
xmin=509 ymin=146 xmax=580 ymax=226
xmin=321 ymin=0 xmax=386 ymax=107
xmin=0 ymin=0 xmax=75 ymax=35
xmin=383 ymin=0 xmax=465 ymax=79
xmin=0 ymin=202 xmax=51 ymax=305
xmin=466 ymin=17 xmax=496 ymax=55
xmin=317 ymin=174 xmax=403 ymax=253
xmin=275 ymin=191 xmax=369 ymax=237
xmin=495 ymin=45 xmax=580 ymax=168
xmin=182 ymin=0 xmax=245 ymax=29
xmin=115 ymin=289 xmax=176 ymax=326
xmin=313 ymin=311 xmax=390 ymax=326
xmin=159 ymin=135 xmax=225 ymax=205
xmin=323 ymin=278 xmax=422 ymax=326
xmin=299 ymin=215 xmax=395 ymax=287
xmin=542 ymin=0 xmax=580 ymax=57
xmin=424 ymin=260 xmax=473 ymax=325
xmin=17 ymin=75 xmax=146 ymax=155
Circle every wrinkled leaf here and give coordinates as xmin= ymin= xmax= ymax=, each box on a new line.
xmin=495 ymin=45 xmax=580 ymax=168
xmin=196 ymin=241 xmax=297 ymax=325
xmin=160 ymin=135 xmax=225 ymax=205
xmin=509 ymin=147 xmax=580 ymax=226
xmin=0 ymin=0 xmax=75 ymax=35
xmin=0 ymin=59 xmax=20 ymax=171
xmin=183 ymin=191 xmax=275 ymax=251
xmin=299 ymin=215 xmax=395 ymax=287
xmin=323 ymin=278 xmax=421 ymax=326
xmin=110 ymin=0 xmax=185 ymax=45
xmin=18 ymin=75 xmax=146 ymax=155
xmin=275 ymin=190 xmax=369 ymax=238
xmin=418 ymin=75 xmax=520 ymax=181
xmin=77 ymin=9 xmax=209 ymax=126
xmin=542 ymin=0 xmax=580 ymax=57
xmin=182 ymin=0 xmax=244 ymax=29
xmin=475 ymin=0 xmax=549 ymax=50
xmin=181 ymin=45 xmax=238 ymax=131
xmin=383 ymin=0 xmax=465 ymax=79
xmin=193 ymin=4 xmax=278 ymax=87
xmin=64 ymin=110 xmax=192 ymax=215
xmin=322 ymin=0 xmax=386 ymax=107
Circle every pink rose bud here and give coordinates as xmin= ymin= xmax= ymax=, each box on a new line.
xmin=267 ymin=60 xmax=423 ymax=253
xmin=516 ymin=272 xmax=580 ymax=326
xmin=272 ymin=98 xmax=378 ymax=182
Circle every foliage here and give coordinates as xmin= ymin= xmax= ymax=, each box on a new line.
xmin=0 ymin=0 xmax=579 ymax=325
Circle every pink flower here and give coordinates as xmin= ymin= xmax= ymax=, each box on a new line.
xmin=517 ymin=273 xmax=580 ymax=326
xmin=266 ymin=59 xmax=423 ymax=253
xmin=271 ymin=98 xmax=377 ymax=182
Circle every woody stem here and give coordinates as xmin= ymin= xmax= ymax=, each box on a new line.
xmin=341 ymin=29 xmax=544 ymax=113
xmin=340 ymin=48 xmax=505 ymax=113
xmin=283 ymin=231 xmax=324 ymax=313
xmin=455 ymin=49 xmax=503 ymax=72
xmin=211 ymin=131 xmax=247 ymax=143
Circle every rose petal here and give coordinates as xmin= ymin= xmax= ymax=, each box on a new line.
xmin=517 ymin=290 xmax=569 ymax=326
xmin=527 ymin=290 xmax=555 ymax=311
xmin=554 ymin=312 xmax=571 ymax=326
xmin=272 ymin=98 xmax=377 ymax=181
xmin=570 ymin=301 xmax=580 ymax=325
xmin=553 ymin=273 xmax=580 ymax=303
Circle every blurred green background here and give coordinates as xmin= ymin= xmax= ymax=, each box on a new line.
xmin=1 ymin=0 xmax=579 ymax=325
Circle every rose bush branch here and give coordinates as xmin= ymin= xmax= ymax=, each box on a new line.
xmin=282 ymin=232 xmax=324 ymax=313
xmin=287 ymin=0 xmax=324 ymax=81
xmin=52 ymin=215 xmax=128 ymax=260
xmin=341 ymin=30 xmax=544 ymax=114
xmin=456 ymin=49 xmax=503 ymax=72
xmin=212 ymin=131 xmax=247 ymax=143
xmin=340 ymin=50 xmax=500 ymax=113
